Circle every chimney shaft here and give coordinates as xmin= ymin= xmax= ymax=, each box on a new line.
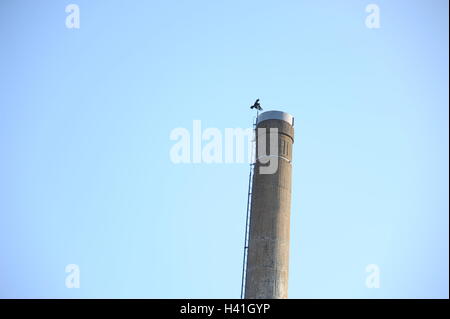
xmin=244 ymin=110 xmax=294 ymax=299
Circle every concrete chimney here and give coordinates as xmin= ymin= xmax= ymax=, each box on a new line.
xmin=244 ymin=110 xmax=294 ymax=299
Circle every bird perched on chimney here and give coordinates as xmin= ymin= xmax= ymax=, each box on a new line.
xmin=250 ymin=99 xmax=263 ymax=111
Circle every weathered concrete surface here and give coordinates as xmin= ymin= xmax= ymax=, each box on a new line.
xmin=244 ymin=115 xmax=294 ymax=299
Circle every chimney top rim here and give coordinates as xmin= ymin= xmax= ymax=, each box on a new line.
xmin=256 ymin=110 xmax=294 ymax=126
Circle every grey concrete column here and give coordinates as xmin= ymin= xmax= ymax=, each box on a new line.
xmin=244 ymin=111 xmax=294 ymax=299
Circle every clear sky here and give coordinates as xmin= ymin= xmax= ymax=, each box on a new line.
xmin=0 ymin=0 xmax=448 ymax=298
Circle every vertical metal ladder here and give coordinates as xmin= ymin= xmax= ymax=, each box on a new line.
xmin=240 ymin=114 xmax=257 ymax=299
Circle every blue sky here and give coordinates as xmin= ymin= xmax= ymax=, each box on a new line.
xmin=0 ymin=0 xmax=448 ymax=298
